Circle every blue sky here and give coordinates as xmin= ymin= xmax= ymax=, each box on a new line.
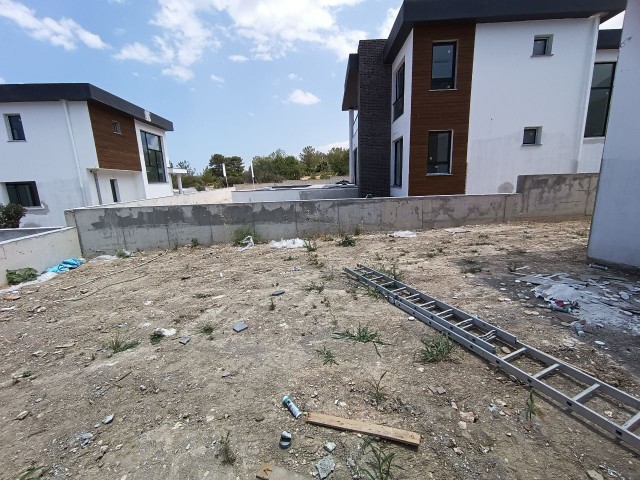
xmin=0 ymin=0 xmax=403 ymax=172
xmin=0 ymin=1 xmax=625 ymax=173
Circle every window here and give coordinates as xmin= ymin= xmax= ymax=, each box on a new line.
xmin=141 ymin=131 xmax=166 ymax=183
xmin=6 ymin=182 xmax=40 ymax=207
xmin=393 ymin=138 xmax=403 ymax=187
xmin=431 ymin=42 xmax=457 ymax=90
xmin=585 ymin=62 xmax=615 ymax=137
xmin=5 ymin=114 xmax=26 ymax=141
xmin=393 ymin=63 xmax=405 ymax=120
xmin=112 ymin=121 xmax=121 ymax=134
xmin=427 ymin=131 xmax=453 ymax=174
xmin=110 ymin=179 xmax=120 ymax=202
xmin=523 ymin=127 xmax=541 ymax=145
xmin=532 ymin=35 xmax=553 ymax=56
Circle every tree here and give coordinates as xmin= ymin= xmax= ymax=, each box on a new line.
xmin=205 ymin=154 xmax=245 ymax=185
xmin=0 ymin=203 xmax=26 ymax=228
xmin=326 ymin=147 xmax=349 ymax=176
xmin=252 ymin=149 xmax=302 ymax=183
xmin=176 ymin=160 xmax=195 ymax=176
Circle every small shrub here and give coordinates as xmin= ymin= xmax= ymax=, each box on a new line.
xmin=6 ymin=267 xmax=38 ymax=285
xmin=305 ymin=281 xmax=324 ymax=293
xmin=233 ymin=225 xmax=259 ymax=245
xmin=337 ymin=235 xmax=356 ymax=247
xmin=284 ymin=254 xmax=295 ymax=261
xmin=526 ymin=390 xmax=537 ymax=421
xmin=269 ymin=297 xmax=276 ymax=311
xmin=0 ymin=203 xmax=26 ymax=228
xmin=461 ymin=266 xmax=482 ymax=274
xmin=333 ymin=323 xmax=388 ymax=357
xmin=115 ymin=248 xmax=131 ymax=259
xmin=378 ymin=262 xmax=404 ymax=281
xmin=419 ymin=333 xmax=453 ymax=363
xmin=107 ymin=336 xmax=139 ymax=353
xmin=366 ymin=371 xmax=388 ymax=406
xmin=315 ymin=345 xmax=338 ymax=366
xmin=218 ymin=431 xmax=236 ymax=465
xmin=191 ymin=238 xmax=200 ymax=247
xmin=507 ymin=262 xmax=519 ymax=273
xmin=149 ymin=330 xmax=164 ymax=345
xmin=303 ymin=239 xmax=317 ymax=252
xmin=308 ymin=253 xmax=324 ymax=268
xmin=354 ymin=225 xmax=362 ymax=236
xmin=321 ymin=234 xmax=334 ymax=242
xmin=321 ymin=296 xmax=331 ymax=307
xmin=199 ymin=323 xmax=215 ymax=335
xmin=359 ymin=438 xmax=404 ymax=480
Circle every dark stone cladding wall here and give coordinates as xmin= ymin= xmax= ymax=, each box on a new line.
xmin=357 ymin=40 xmax=391 ymax=198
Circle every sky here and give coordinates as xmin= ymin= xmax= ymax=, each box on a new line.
xmin=0 ymin=0 xmax=402 ymax=172
xmin=0 ymin=1 xmax=625 ymax=173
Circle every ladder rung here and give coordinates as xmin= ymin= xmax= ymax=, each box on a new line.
xmin=381 ymin=282 xmax=395 ymax=287
xmin=391 ymin=287 xmax=405 ymax=293
xmin=622 ymin=411 xmax=640 ymax=431
xmin=479 ymin=330 xmax=496 ymax=340
xmin=436 ymin=309 xmax=452 ymax=317
xmin=573 ymin=383 xmax=600 ymax=403
xmin=456 ymin=319 xmax=473 ymax=328
xmin=533 ymin=363 xmax=560 ymax=380
xmin=405 ymin=294 xmax=420 ymax=301
xmin=501 ymin=347 xmax=527 ymax=362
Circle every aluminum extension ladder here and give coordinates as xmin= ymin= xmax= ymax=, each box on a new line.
xmin=344 ymin=264 xmax=640 ymax=451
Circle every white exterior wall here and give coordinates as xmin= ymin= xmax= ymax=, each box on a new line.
xmin=93 ymin=170 xmax=146 ymax=204
xmin=588 ymin=0 xmax=640 ymax=268
xmin=389 ymin=30 xmax=413 ymax=197
xmin=466 ymin=18 xmax=599 ymax=194
xmin=134 ymin=120 xmax=173 ymax=199
xmin=578 ymin=48 xmax=619 ymax=173
xmin=0 ymin=101 xmax=95 ymax=226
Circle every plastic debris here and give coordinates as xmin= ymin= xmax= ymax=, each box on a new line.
xmin=269 ymin=238 xmax=305 ymax=249
xmin=159 ymin=328 xmax=176 ymax=337
xmin=279 ymin=431 xmax=292 ymax=449
xmin=391 ymin=230 xmax=417 ymax=238
xmin=46 ymin=258 xmax=85 ymax=273
xmin=283 ymin=395 xmax=302 ymax=419
xmin=236 ymin=236 xmax=254 ymax=252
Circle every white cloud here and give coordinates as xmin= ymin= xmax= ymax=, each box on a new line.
xmin=0 ymin=0 xmax=109 ymax=50
xmin=210 ymin=74 xmax=224 ymax=83
xmin=114 ymin=41 xmax=166 ymax=64
xmin=162 ymin=64 xmax=193 ymax=82
xmin=288 ymin=73 xmax=301 ymax=81
xmin=287 ymin=89 xmax=320 ymax=106
xmin=378 ymin=7 xmax=400 ymax=38
xmin=317 ymin=140 xmax=348 ymax=153
xmin=0 ymin=77 xmax=5 ymax=84
xmin=228 ymin=54 xmax=248 ymax=62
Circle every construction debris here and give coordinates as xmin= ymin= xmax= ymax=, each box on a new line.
xmin=233 ymin=321 xmax=248 ymax=333
xmin=256 ymin=462 xmax=308 ymax=480
xmin=315 ymin=455 xmax=335 ymax=479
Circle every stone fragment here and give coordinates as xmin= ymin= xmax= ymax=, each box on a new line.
xmin=458 ymin=421 xmax=467 ymax=430
xmin=436 ymin=387 xmax=446 ymax=395
xmin=102 ymin=414 xmax=114 ymax=424
xmin=586 ymin=470 xmax=604 ymax=480
xmin=315 ymin=455 xmax=335 ymax=479
xmin=178 ymin=336 xmax=191 ymax=345
xmin=233 ymin=321 xmax=248 ymax=333
xmin=15 ymin=410 xmax=29 ymax=420
xmin=459 ymin=411 xmax=476 ymax=423
xmin=324 ymin=442 xmax=336 ymax=453
xmin=271 ymin=290 xmax=285 ymax=296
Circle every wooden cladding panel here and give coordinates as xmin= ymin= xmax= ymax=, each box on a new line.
xmin=408 ymin=24 xmax=475 ymax=196
xmin=88 ymin=101 xmax=141 ymax=171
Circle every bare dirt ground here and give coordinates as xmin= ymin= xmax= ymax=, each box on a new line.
xmin=1 ymin=219 xmax=639 ymax=480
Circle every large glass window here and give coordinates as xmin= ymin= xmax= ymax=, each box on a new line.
xmin=6 ymin=114 xmax=26 ymax=141
xmin=6 ymin=182 xmax=40 ymax=207
xmin=393 ymin=138 xmax=403 ymax=187
xmin=431 ymin=42 xmax=456 ymax=90
xmin=585 ymin=62 xmax=615 ymax=137
xmin=393 ymin=63 xmax=405 ymax=120
xmin=141 ymin=131 xmax=166 ymax=183
xmin=427 ymin=131 xmax=452 ymax=174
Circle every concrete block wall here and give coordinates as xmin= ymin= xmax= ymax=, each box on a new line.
xmin=66 ymin=173 xmax=598 ymax=257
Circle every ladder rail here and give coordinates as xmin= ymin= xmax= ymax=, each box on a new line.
xmin=344 ymin=264 xmax=640 ymax=451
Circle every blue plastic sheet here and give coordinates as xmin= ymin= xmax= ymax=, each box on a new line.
xmin=46 ymin=258 xmax=85 ymax=273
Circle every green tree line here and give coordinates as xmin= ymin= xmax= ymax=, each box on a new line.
xmin=172 ymin=146 xmax=349 ymax=191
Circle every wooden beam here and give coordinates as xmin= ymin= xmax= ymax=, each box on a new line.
xmin=305 ymin=412 xmax=421 ymax=447
xmin=256 ymin=462 xmax=308 ymax=480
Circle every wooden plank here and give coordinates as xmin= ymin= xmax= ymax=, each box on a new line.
xmin=305 ymin=412 xmax=421 ymax=447
xmin=256 ymin=462 xmax=308 ymax=480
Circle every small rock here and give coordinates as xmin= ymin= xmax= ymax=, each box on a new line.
xmin=436 ymin=387 xmax=446 ymax=395
xmin=254 ymin=415 xmax=265 ymax=422
xmin=458 ymin=421 xmax=467 ymax=430
xmin=506 ymin=432 xmax=512 ymax=437
xmin=620 ymin=292 xmax=630 ymax=301
xmin=32 ymin=351 xmax=43 ymax=357
xmin=102 ymin=414 xmax=114 ymax=424
xmin=178 ymin=336 xmax=191 ymax=345
xmin=143 ymin=300 xmax=153 ymax=306
xmin=271 ymin=290 xmax=285 ymax=296
xmin=338 ymin=401 xmax=347 ymax=408
xmin=524 ymin=310 xmax=540 ymax=316
xmin=586 ymin=470 xmax=604 ymax=480
xmin=324 ymin=442 xmax=336 ymax=453
xmin=233 ymin=321 xmax=248 ymax=333
xmin=316 ymin=455 xmax=335 ymax=480
xmin=222 ymin=371 xmax=232 ymax=378
xmin=346 ymin=457 xmax=356 ymax=468
xmin=459 ymin=411 xmax=476 ymax=423
xmin=453 ymin=447 xmax=463 ymax=455
xmin=407 ymin=316 xmax=415 ymax=321
xmin=159 ymin=328 xmax=176 ymax=337
xmin=15 ymin=410 xmax=29 ymax=420
xmin=417 ymin=367 xmax=424 ymax=373
xmin=594 ymin=340 xmax=605 ymax=346
xmin=80 ymin=433 xmax=94 ymax=441
xmin=501 ymin=346 xmax=511 ymax=354
xmin=181 ymin=275 xmax=191 ymax=280
xmin=604 ymin=410 xmax=613 ymax=417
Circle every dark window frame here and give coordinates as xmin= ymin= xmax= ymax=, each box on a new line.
xmin=393 ymin=62 xmax=405 ymax=120
xmin=6 ymin=114 xmax=26 ymax=141
xmin=393 ymin=138 xmax=403 ymax=187
xmin=431 ymin=41 xmax=457 ymax=90
xmin=427 ymin=131 xmax=453 ymax=175
xmin=110 ymin=179 xmax=120 ymax=203
xmin=523 ymin=127 xmax=541 ymax=145
xmin=112 ymin=121 xmax=121 ymax=134
xmin=584 ymin=62 xmax=616 ymax=138
xmin=532 ymin=35 xmax=553 ymax=56
xmin=6 ymin=181 xmax=40 ymax=207
xmin=141 ymin=130 xmax=167 ymax=183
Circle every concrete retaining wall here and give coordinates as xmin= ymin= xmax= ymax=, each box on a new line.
xmin=231 ymin=185 xmax=358 ymax=203
xmin=0 ymin=227 xmax=81 ymax=286
xmin=65 ymin=173 xmax=598 ymax=257
xmin=0 ymin=227 xmax=61 ymax=242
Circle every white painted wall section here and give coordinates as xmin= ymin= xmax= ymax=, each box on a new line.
xmin=588 ymin=0 xmax=640 ymax=268
xmin=390 ymin=30 xmax=413 ymax=197
xmin=466 ymin=19 xmax=599 ymax=194
xmin=134 ymin=120 xmax=173 ymax=199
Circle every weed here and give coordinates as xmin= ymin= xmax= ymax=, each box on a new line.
xmin=321 ymin=269 xmax=335 ymax=281
xmin=233 ymin=225 xmax=260 ymax=245
xmin=303 ymin=239 xmax=317 ymax=252
xmin=218 ymin=431 xmax=237 ymax=465
xmin=337 ymin=235 xmax=356 ymax=247
xmin=333 ymin=323 xmax=388 ymax=357
xmin=199 ymin=323 xmax=215 ymax=335
xmin=312 ymin=303 xmax=317 ymax=309
xmin=359 ymin=438 xmax=404 ymax=480
xmin=308 ymin=253 xmax=325 ymax=268
xmin=15 ymin=466 xmax=48 ymax=480
xmin=107 ymin=336 xmax=139 ymax=354
xmin=507 ymin=262 xmax=519 ymax=273
xmin=321 ymin=234 xmax=334 ymax=242
xmin=115 ymin=248 xmax=131 ymax=259
xmin=149 ymin=330 xmax=164 ymax=345
xmin=364 ymin=286 xmax=384 ymax=300
xmin=305 ymin=281 xmax=325 ymax=293
xmin=284 ymin=254 xmax=295 ymax=261
xmin=375 ymin=252 xmax=384 ymax=261
xmin=16 ymin=371 xmax=32 ymax=378
xmin=437 ymin=247 xmax=445 ymax=253
xmin=470 ymin=248 xmax=478 ymax=253
xmin=526 ymin=390 xmax=537 ymax=421
xmin=315 ymin=345 xmax=338 ymax=366
xmin=425 ymin=252 xmax=437 ymax=258
xmin=172 ymin=243 xmax=179 ymax=251
xmin=191 ymin=238 xmax=200 ymax=247
xmin=269 ymin=297 xmax=276 ymax=311
xmin=354 ymin=224 xmax=362 ymax=236
xmin=461 ymin=265 xmax=482 ymax=274
xmin=478 ymin=233 xmax=489 ymax=239
xmin=419 ymin=333 xmax=454 ymax=363
xmin=194 ymin=292 xmax=213 ymax=298
xmin=321 ymin=296 xmax=331 ymax=308
xmin=378 ymin=262 xmax=404 ymax=281
xmin=366 ymin=371 xmax=388 ymax=406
